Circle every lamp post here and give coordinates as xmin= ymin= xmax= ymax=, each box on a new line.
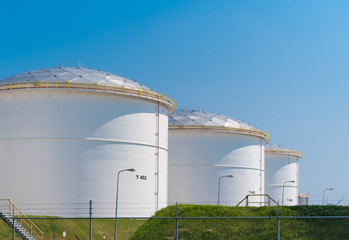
xmin=114 ymin=168 xmax=136 ymax=240
xmin=62 ymin=230 xmax=66 ymax=240
xmin=322 ymin=188 xmax=333 ymax=205
xmin=282 ymin=180 xmax=295 ymax=206
xmin=217 ymin=175 xmax=234 ymax=205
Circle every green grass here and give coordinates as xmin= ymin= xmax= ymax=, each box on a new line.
xmin=0 ymin=220 xmax=17 ymax=239
xmin=130 ymin=205 xmax=349 ymax=240
xmin=0 ymin=219 xmax=24 ymax=239
xmin=33 ymin=218 xmax=146 ymax=239
xmin=0 ymin=217 xmax=145 ymax=239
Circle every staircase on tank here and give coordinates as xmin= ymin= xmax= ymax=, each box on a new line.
xmin=0 ymin=212 xmax=35 ymax=240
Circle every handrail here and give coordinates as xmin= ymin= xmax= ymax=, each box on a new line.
xmin=265 ymin=148 xmax=303 ymax=158
xmin=0 ymin=81 xmax=176 ymax=114
xmin=169 ymin=125 xmax=270 ymax=142
xmin=0 ymin=199 xmax=44 ymax=240
xmin=236 ymin=194 xmax=278 ymax=206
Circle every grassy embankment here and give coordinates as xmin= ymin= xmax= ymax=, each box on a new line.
xmin=130 ymin=205 xmax=349 ymax=240
xmin=0 ymin=217 xmax=145 ymax=239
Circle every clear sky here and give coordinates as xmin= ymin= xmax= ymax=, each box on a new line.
xmin=1 ymin=0 xmax=349 ymax=204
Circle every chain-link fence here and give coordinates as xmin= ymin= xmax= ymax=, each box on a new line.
xmin=2 ymin=215 xmax=349 ymax=239
xmin=1 ymin=200 xmax=349 ymax=239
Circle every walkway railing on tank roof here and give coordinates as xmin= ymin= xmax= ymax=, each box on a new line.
xmin=169 ymin=125 xmax=270 ymax=142
xmin=265 ymin=148 xmax=303 ymax=158
xmin=0 ymin=81 xmax=175 ymax=113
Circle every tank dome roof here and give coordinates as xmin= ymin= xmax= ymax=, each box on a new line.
xmin=0 ymin=66 xmax=175 ymax=114
xmin=170 ymin=109 xmax=254 ymax=129
xmin=265 ymin=144 xmax=288 ymax=150
xmin=265 ymin=144 xmax=302 ymax=158
xmin=169 ymin=109 xmax=269 ymax=141
xmin=1 ymin=67 xmax=150 ymax=91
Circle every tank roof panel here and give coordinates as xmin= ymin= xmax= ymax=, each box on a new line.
xmin=1 ymin=67 xmax=151 ymax=91
xmin=265 ymin=144 xmax=289 ymax=150
xmin=169 ymin=109 xmax=256 ymax=130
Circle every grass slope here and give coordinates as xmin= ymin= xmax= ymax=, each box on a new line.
xmin=0 ymin=217 xmax=145 ymax=239
xmin=130 ymin=205 xmax=349 ymax=240
xmin=0 ymin=220 xmax=22 ymax=239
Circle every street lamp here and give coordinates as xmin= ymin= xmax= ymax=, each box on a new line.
xmin=62 ymin=230 xmax=66 ymax=239
xmin=282 ymin=180 xmax=295 ymax=206
xmin=322 ymin=188 xmax=333 ymax=205
xmin=114 ymin=168 xmax=136 ymax=240
xmin=217 ymin=175 xmax=234 ymax=205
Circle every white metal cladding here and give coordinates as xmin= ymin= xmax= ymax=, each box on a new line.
xmin=168 ymin=110 xmax=267 ymax=206
xmin=0 ymin=88 xmax=169 ymax=217
xmin=265 ymin=145 xmax=302 ymax=206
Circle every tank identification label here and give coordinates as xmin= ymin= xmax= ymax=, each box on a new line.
xmin=136 ymin=175 xmax=147 ymax=180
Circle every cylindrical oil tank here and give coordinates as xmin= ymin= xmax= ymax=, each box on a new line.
xmin=168 ymin=110 xmax=269 ymax=206
xmin=264 ymin=144 xmax=302 ymax=206
xmin=298 ymin=193 xmax=309 ymax=205
xmin=0 ymin=66 xmax=175 ymax=217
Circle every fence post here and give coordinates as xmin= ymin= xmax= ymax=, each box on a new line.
xmin=175 ymin=202 xmax=179 ymax=240
xmin=12 ymin=204 xmax=15 ymax=240
xmin=277 ymin=201 xmax=280 ymax=240
xmin=89 ymin=200 xmax=92 ymax=240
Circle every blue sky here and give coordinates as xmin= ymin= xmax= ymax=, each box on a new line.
xmin=1 ymin=0 xmax=349 ymax=204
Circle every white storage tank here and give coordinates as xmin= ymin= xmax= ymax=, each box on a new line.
xmin=0 ymin=66 xmax=175 ymax=217
xmin=298 ymin=193 xmax=309 ymax=205
xmin=168 ymin=110 xmax=269 ymax=206
xmin=265 ymin=144 xmax=302 ymax=206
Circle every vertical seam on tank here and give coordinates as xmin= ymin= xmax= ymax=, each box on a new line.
xmin=156 ymin=102 xmax=160 ymax=211
xmin=296 ymin=157 xmax=299 ymax=205
xmin=260 ymin=138 xmax=263 ymax=205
